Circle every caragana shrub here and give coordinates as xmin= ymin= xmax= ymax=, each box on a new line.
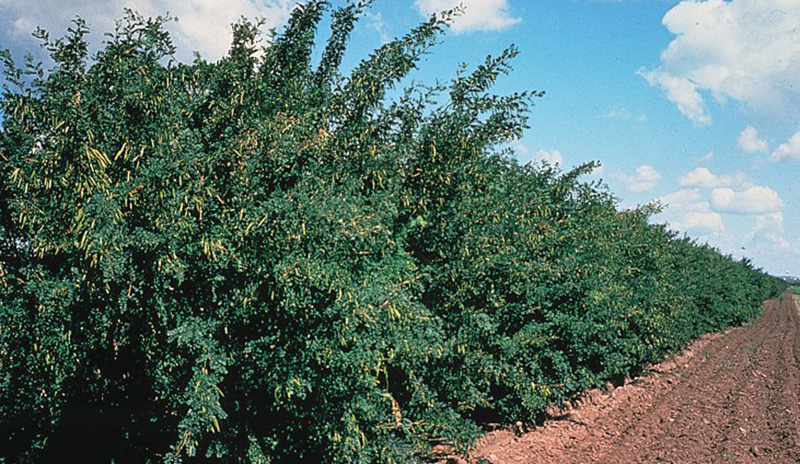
xmin=0 ymin=3 xmax=786 ymax=463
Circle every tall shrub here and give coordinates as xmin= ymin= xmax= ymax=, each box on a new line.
xmin=0 ymin=3 xmax=785 ymax=463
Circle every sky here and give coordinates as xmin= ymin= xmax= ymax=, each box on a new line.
xmin=0 ymin=0 xmax=798 ymax=277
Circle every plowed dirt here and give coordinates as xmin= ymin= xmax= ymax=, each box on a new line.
xmin=440 ymin=291 xmax=800 ymax=464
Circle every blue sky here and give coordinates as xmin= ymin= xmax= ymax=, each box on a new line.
xmin=1 ymin=0 xmax=798 ymax=277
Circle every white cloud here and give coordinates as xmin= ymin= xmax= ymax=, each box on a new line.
xmin=710 ymin=185 xmax=784 ymax=214
xmin=637 ymin=68 xmax=711 ymax=125
xmin=657 ymin=189 xmax=724 ymax=234
xmin=602 ymin=106 xmax=647 ymax=122
xmin=517 ymin=145 xmax=604 ymax=175
xmin=678 ymin=167 xmax=747 ymax=189
xmin=513 ymin=145 xmax=563 ymax=166
xmin=737 ymin=126 xmax=769 ymax=154
xmin=674 ymin=211 xmax=726 ymax=234
xmin=0 ymin=0 xmax=297 ymax=62
xmin=771 ymin=128 xmax=800 ymax=162
xmin=640 ymin=0 xmax=800 ymax=124
xmin=414 ymin=0 xmax=521 ymax=34
xmin=745 ymin=213 xmax=794 ymax=252
xmin=589 ymin=163 xmax=605 ymax=178
xmin=699 ymin=151 xmax=715 ymax=162
xmin=659 ymin=188 xmax=703 ymax=211
xmin=750 ymin=212 xmax=785 ymax=236
xmin=658 ymin=176 xmax=786 ymax=240
xmin=767 ymin=233 xmax=794 ymax=252
xmin=534 ymin=149 xmax=564 ymax=165
xmin=365 ymin=11 xmax=391 ymax=45
xmin=679 ymin=167 xmax=724 ymax=189
xmin=602 ymin=106 xmax=632 ymax=120
xmin=619 ymin=165 xmax=661 ymax=193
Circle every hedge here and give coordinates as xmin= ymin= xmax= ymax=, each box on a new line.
xmin=0 ymin=3 xmax=786 ymax=463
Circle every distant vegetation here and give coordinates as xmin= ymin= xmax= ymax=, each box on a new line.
xmin=0 ymin=3 xmax=786 ymax=463
xmin=783 ymin=276 xmax=800 ymax=285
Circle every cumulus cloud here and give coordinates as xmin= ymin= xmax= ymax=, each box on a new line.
xmin=517 ymin=146 xmax=604 ymax=175
xmin=750 ymin=212 xmax=785 ymax=236
xmin=658 ymin=176 xmax=786 ymax=238
xmin=588 ymin=163 xmax=605 ymax=178
xmin=534 ymin=149 xmax=564 ymax=165
xmin=619 ymin=165 xmax=661 ymax=193
xmin=737 ymin=126 xmax=769 ymax=154
xmin=657 ymin=189 xmax=724 ymax=234
xmin=767 ymin=234 xmax=794 ymax=252
xmin=638 ymin=68 xmax=711 ymax=126
xmin=0 ymin=0 xmax=297 ymax=62
xmin=414 ymin=0 xmax=521 ymax=34
xmin=745 ymin=212 xmax=794 ymax=252
xmin=602 ymin=106 xmax=632 ymax=120
xmin=602 ymin=106 xmax=647 ymax=122
xmin=674 ymin=211 xmax=726 ymax=234
xmin=640 ymin=0 xmax=800 ymax=124
xmin=771 ymin=129 xmax=800 ymax=162
xmin=659 ymin=189 xmax=703 ymax=211
xmin=512 ymin=145 xmax=564 ymax=166
xmin=710 ymin=186 xmax=784 ymax=214
xmin=365 ymin=11 xmax=391 ymax=45
xmin=678 ymin=167 xmax=747 ymax=189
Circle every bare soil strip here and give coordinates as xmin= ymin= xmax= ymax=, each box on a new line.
xmin=441 ymin=291 xmax=800 ymax=464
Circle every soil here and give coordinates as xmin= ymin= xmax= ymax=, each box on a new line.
xmin=438 ymin=291 xmax=800 ymax=464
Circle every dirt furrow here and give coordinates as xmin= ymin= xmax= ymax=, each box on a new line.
xmin=445 ymin=291 xmax=800 ymax=464
xmin=709 ymin=298 xmax=793 ymax=463
xmin=773 ymin=294 xmax=800 ymax=461
xmin=589 ymin=299 xmax=779 ymax=464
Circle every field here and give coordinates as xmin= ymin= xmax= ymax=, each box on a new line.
xmin=441 ymin=290 xmax=800 ymax=464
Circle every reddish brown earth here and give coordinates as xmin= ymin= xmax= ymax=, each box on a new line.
xmin=439 ymin=291 xmax=800 ymax=464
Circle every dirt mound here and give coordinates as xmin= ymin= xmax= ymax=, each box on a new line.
xmin=440 ymin=291 xmax=800 ymax=464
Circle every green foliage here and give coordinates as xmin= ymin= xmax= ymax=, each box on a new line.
xmin=0 ymin=3 xmax=786 ymax=463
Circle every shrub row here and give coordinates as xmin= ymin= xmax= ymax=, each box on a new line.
xmin=0 ymin=4 xmax=785 ymax=463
